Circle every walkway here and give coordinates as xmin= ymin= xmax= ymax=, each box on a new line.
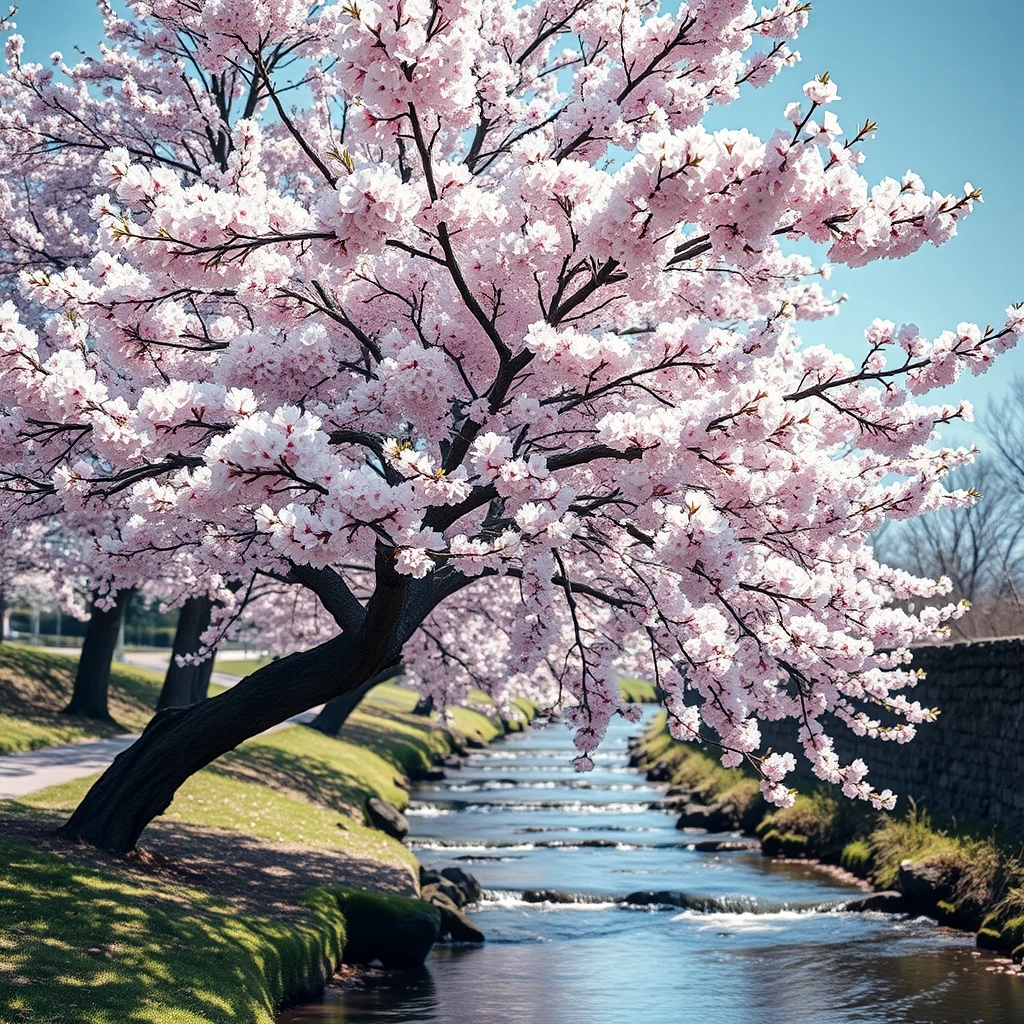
xmin=0 ymin=735 xmax=141 ymax=801
xmin=0 ymin=653 xmax=320 ymax=800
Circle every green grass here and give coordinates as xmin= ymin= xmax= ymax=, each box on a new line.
xmin=17 ymin=681 xmax=507 ymax=875
xmin=212 ymin=657 xmax=272 ymax=679
xmin=0 ymin=837 xmax=346 ymax=1024
xmin=0 ymin=645 xmax=166 ymax=754
xmin=618 ymin=677 xmax=658 ymax=703
xmin=1 ymin=667 xmax=527 ymax=1020
xmin=635 ymin=711 xmax=762 ymax=822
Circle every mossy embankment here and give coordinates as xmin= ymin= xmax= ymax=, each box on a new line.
xmin=634 ymin=711 xmax=1024 ymax=959
xmin=0 ymin=651 xmax=536 ymax=1023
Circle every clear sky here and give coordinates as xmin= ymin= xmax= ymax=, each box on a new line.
xmin=12 ymin=1 xmax=1024 ymax=448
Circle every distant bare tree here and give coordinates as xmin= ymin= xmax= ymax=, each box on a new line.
xmin=983 ymin=375 xmax=1024 ymax=488
xmin=876 ymin=391 xmax=1024 ymax=639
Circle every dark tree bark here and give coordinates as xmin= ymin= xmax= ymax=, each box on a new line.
xmin=62 ymin=589 xmax=134 ymax=722
xmin=58 ymin=551 xmax=415 ymax=853
xmin=158 ymin=595 xmax=215 ymax=709
xmin=308 ymin=666 xmax=399 ymax=735
xmin=412 ymin=693 xmax=435 ymax=716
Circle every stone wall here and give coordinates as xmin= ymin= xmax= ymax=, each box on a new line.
xmin=763 ymin=638 xmax=1024 ymax=834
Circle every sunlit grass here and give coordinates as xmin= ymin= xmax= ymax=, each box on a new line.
xmin=1 ymin=654 xmax=532 ymax=1019
xmin=0 ymin=646 xmax=166 ymax=753
xmin=618 ymin=677 xmax=658 ymax=703
xmin=0 ymin=838 xmax=346 ymax=1024
xmin=18 ymin=681 xmax=507 ymax=875
xmin=211 ymin=656 xmax=272 ymax=678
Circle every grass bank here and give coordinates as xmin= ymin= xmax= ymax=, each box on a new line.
xmin=635 ymin=711 xmax=1024 ymax=956
xmin=0 ymin=839 xmax=347 ymax=1024
xmin=0 ymin=645 xmax=166 ymax=753
xmin=0 ymin=652 xmax=534 ymax=1023
xmin=618 ymin=677 xmax=658 ymax=703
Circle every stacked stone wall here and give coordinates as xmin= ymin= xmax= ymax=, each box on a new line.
xmin=761 ymin=638 xmax=1024 ymax=833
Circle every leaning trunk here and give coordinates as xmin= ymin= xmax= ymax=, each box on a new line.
xmin=62 ymin=589 xmax=134 ymax=722
xmin=158 ymin=595 xmax=215 ymax=710
xmin=308 ymin=667 xmax=398 ymax=735
xmin=59 ymin=631 xmax=399 ymax=852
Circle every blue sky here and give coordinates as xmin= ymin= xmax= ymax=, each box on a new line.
xmin=13 ymin=1 xmax=1024 ymax=448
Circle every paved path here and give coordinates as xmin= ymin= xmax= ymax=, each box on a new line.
xmin=0 ymin=735 xmax=141 ymax=800
xmin=0 ymin=709 xmax=321 ymax=801
xmin=0 ymin=650 xmax=319 ymax=800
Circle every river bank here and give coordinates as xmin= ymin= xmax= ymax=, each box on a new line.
xmin=281 ymin=706 xmax=1024 ymax=1024
xmin=0 ymin=647 xmax=534 ymax=1023
xmin=633 ymin=711 xmax=1024 ymax=968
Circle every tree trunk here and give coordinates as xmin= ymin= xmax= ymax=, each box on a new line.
xmin=59 ymin=549 xmax=413 ymax=853
xmin=62 ymin=589 xmax=134 ymax=722
xmin=308 ymin=667 xmax=398 ymax=735
xmin=412 ymin=693 xmax=435 ymax=716
xmin=59 ymin=632 xmax=403 ymax=852
xmin=158 ymin=595 xmax=215 ymax=710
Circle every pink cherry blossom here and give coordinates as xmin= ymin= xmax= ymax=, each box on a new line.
xmin=0 ymin=0 xmax=1016 ymax=819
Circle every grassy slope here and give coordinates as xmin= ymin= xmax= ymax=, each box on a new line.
xmin=618 ymin=678 xmax=658 ymax=703
xmin=0 ymin=645 xmax=166 ymax=754
xmin=1 ymin=666 xmax=522 ymax=1022
xmin=17 ymin=682 xmax=502 ymax=873
xmin=0 ymin=839 xmax=346 ymax=1024
xmin=212 ymin=656 xmax=272 ymax=678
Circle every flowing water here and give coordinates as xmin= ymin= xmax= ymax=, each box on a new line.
xmin=279 ymin=712 xmax=1024 ymax=1024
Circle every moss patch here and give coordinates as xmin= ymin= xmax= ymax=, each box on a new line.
xmin=0 ymin=645 xmax=166 ymax=753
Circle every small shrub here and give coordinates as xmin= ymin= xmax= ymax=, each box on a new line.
xmin=868 ymin=802 xmax=956 ymax=890
xmin=760 ymin=829 xmax=809 ymax=857
xmin=841 ymin=838 xmax=873 ymax=878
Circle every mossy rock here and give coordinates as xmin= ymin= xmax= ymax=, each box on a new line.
xmin=760 ymin=829 xmax=809 ymax=857
xmin=936 ymin=897 xmax=990 ymax=933
xmin=977 ymin=926 xmax=1006 ymax=951
xmin=840 ymin=839 xmax=873 ymax=878
xmin=333 ymin=888 xmax=441 ymax=968
xmin=1001 ymin=915 xmax=1024 ymax=949
xmin=980 ymin=912 xmax=1002 ymax=932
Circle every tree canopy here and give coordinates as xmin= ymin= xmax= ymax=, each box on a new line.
xmin=0 ymin=0 xmax=1018 ymax=848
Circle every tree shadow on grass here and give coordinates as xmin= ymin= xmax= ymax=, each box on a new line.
xmin=209 ymin=743 xmax=385 ymax=818
xmin=0 ymin=646 xmax=78 ymax=717
xmin=0 ymin=835 xmax=335 ymax=1024
xmin=0 ymin=646 xmax=159 ymax=740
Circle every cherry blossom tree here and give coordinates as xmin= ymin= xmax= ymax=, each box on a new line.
xmin=0 ymin=0 xmax=1019 ymax=853
xmin=0 ymin=520 xmax=88 ymax=643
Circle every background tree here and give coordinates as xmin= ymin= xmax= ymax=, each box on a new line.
xmin=874 ymin=392 xmax=1024 ymax=639
xmin=0 ymin=521 xmax=87 ymax=643
xmin=0 ymin=0 xmax=1018 ymax=853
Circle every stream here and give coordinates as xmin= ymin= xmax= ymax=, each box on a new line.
xmin=279 ymin=711 xmax=1024 ymax=1024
